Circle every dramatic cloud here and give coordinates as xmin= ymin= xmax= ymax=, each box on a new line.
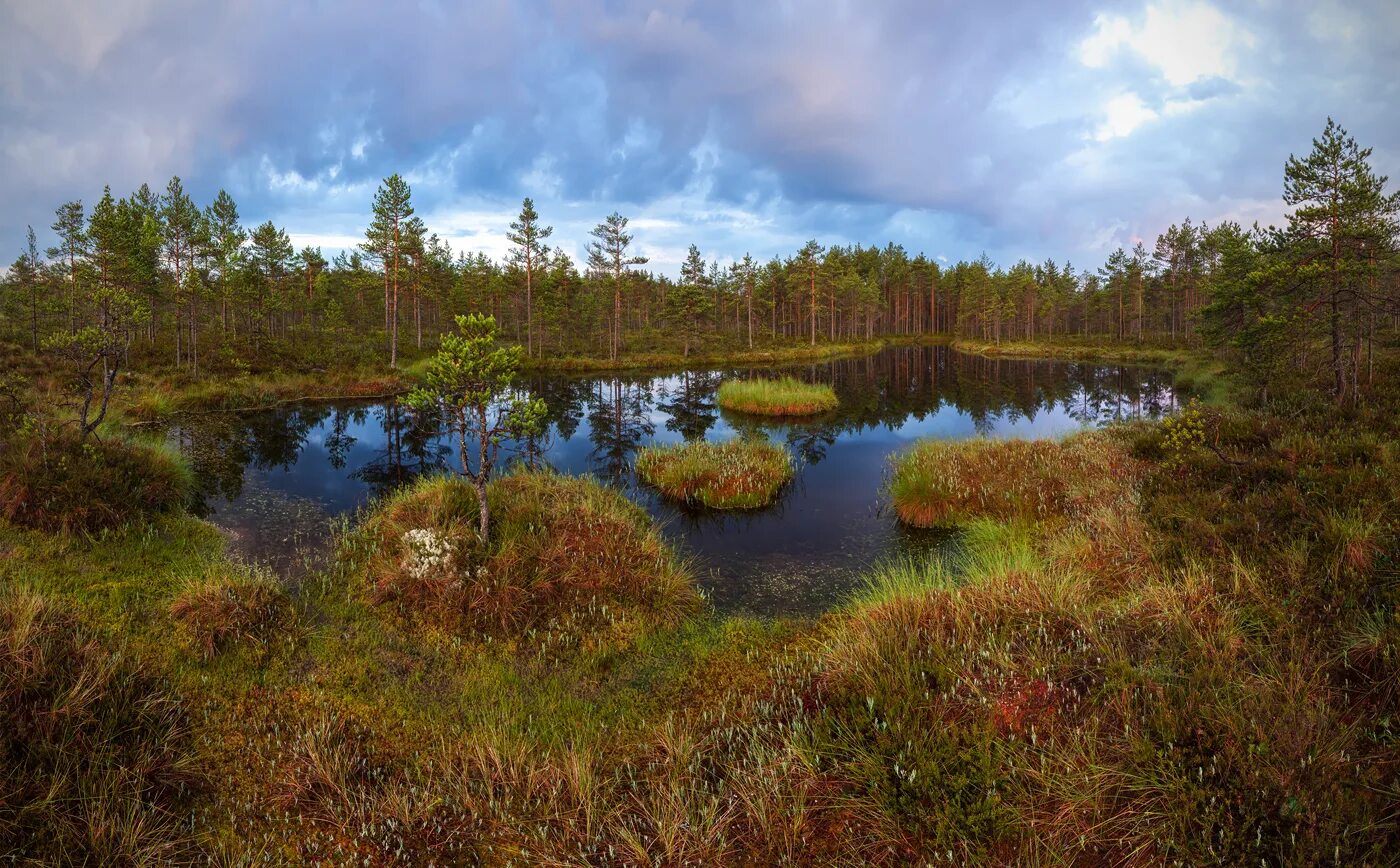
xmin=1 ymin=0 xmax=1396 ymax=273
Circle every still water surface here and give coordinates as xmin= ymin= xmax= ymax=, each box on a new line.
xmin=171 ymin=345 xmax=1177 ymax=616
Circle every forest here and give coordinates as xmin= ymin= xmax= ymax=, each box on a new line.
xmin=0 ymin=118 xmax=1398 ymax=864
xmin=4 ymin=120 xmax=1395 ymax=407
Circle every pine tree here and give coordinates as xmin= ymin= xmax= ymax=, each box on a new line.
xmin=667 ymin=245 xmax=714 ymax=357
xmin=160 ymin=176 xmax=200 ymax=368
xmin=507 ymin=198 xmax=553 ymax=357
xmin=792 ymin=240 xmax=823 ymax=345
xmin=1282 ymin=118 xmax=1400 ymax=403
xmin=364 ymin=174 xmax=415 ymax=367
xmin=205 ymin=190 xmax=244 ymax=334
xmin=48 ymin=201 xmax=87 ymax=334
xmin=586 ymin=212 xmax=647 ymax=360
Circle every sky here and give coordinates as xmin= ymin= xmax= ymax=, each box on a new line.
xmin=1 ymin=0 xmax=1397 ymax=276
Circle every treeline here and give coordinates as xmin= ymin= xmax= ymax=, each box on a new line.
xmin=3 ymin=119 xmax=1396 ymax=402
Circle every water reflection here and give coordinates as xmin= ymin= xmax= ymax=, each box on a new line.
xmin=171 ymin=346 xmax=1177 ymax=614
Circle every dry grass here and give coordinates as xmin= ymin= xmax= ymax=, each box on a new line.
xmin=170 ymin=567 xmax=297 ymax=660
xmin=346 ymin=470 xmax=701 ymax=648
xmin=888 ymin=432 xmax=1144 ymax=528
xmin=716 ymin=376 xmax=839 ymax=416
xmin=0 ymin=431 xmax=192 ymax=532
xmin=636 ymin=438 xmax=793 ymax=509
xmin=0 ymin=589 xmax=203 ymax=863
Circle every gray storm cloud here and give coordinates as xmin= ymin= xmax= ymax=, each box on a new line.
xmin=1 ymin=0 xmax=1396 ymax=272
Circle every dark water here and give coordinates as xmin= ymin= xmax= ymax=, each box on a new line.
xmin=170 ymin=345 xmax=1178 ymax=616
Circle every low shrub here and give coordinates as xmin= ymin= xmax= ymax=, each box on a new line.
xmin=346 ymin=470 xmax=701 ymax=646
xmin=170 ymin=567 xmax=298 ymax=660
xmin=636 ymin=438 xmax=793 ymax=509
xmin=0 ymin=590 xmax=202 ymax=863
xmin=888 ymin=432 xmax=1143 ymax=528
xmin=716 ymin=376 xmax=839 ymax=416
xmin=0 ymin=430 xmax=192 ymax=532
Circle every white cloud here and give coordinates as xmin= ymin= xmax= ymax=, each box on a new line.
xmin=1095 ymin=93 xmax=1158 ymax=141
xmin=1079 ymin=1 xmax=1252 ymax=87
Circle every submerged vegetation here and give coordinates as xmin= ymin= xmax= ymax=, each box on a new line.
xmin=716 ymin=376 xmax=839 ymax=416
xmin=636 ymin=438 xmax=793 ymax=509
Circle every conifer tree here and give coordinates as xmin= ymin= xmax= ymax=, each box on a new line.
xmin=1282 ymin=118 xmax=1399 ymax=403
xmin=507 ymin=197 xmax=553 ymax=357
xmin=586 ymin=212 xmax=647 ymax=360
xmin=364 ymin=174 xmax=415 ymax=367
xmin=48 ymin=201 xmax=87 ymax=334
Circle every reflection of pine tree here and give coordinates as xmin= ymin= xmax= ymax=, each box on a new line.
xmin=658 ymin=370 xmax=719 ymax=442
xmin=524 ymin=374 xmax=593 ymax=442
xmin=351 ymin=399 xmax=451 ymax=498
xmin=323 ymin=408 xmax=357 ymax=470
xmin=588 ymin=378 xmax=655 ymax=481
xmin=785 ymin=427 xmax=837 ymax=465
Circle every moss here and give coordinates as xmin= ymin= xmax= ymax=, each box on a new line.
xmin=636 ymin=438 xmax=793 ymax=509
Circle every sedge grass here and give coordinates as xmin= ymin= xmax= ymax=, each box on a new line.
xmin=888 ymin=432 xmax=1143 ymax=528
xmin=716 ymin=376 xmax=838 ymax=416
xmin=635 ymin=438 xmax=793 ymax=509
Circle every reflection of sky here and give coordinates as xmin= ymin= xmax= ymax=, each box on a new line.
xmin=196 ymin=349 xmax=1175 ymax=616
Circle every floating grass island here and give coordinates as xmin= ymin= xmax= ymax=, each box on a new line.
xmin=635 ymin=439 xmax=794 ymax=509
xmin=715 ymin=376 xmax=838 ymax=416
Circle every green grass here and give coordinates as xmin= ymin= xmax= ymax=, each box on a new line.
xmin=716 ymin=376 xmax=840 ymax=416
xmin=635 ymin=438 xmax=793 ymax=509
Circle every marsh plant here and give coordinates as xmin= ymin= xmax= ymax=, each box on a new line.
xmin=716 ymin=376 xmax=839 ymax=416
xmin=635 ymin=438 xmax=794 ymax=509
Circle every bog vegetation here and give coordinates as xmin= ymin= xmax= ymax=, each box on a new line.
xmin=716 ymin=376 xmax=840 ymax=416
xmin=636 ymin=438 xmax=793 ymax=509
xmin=0 ymin=119 xmax=1397 ymax=863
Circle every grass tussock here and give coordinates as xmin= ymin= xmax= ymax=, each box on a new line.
xmin=0 ymin=589 xmax=202 ymax=863
xmin=0 ymin=430 xmax=192 ymax=532
xmin=345 ymin=470 xmax=701 ymax=648
xmin=636 ymin=438 xmax=793 ymax=509
xmin=889 ymin=432 xmax=1144 ymax=527
xmin=170 ymin=566 xmax=298 ymax=660
xmin=716 ymin=376 xmax=839 ymax=416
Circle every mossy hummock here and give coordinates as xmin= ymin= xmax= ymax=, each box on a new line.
xmin=636 ymin=439 xmax=793 ymax=509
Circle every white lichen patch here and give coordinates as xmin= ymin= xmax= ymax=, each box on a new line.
xmin=401 ymin=528 xmax=455 ymax=579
